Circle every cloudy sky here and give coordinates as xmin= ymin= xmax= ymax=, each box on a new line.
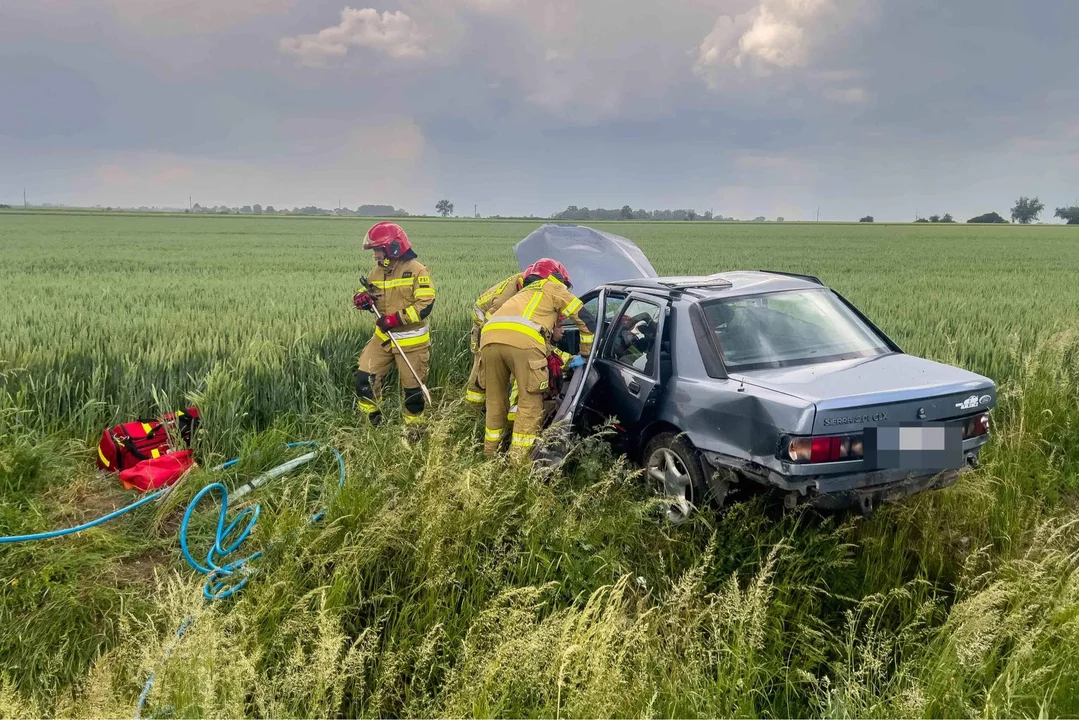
xmin=2 ymin=0 xmax=1077 ymax=221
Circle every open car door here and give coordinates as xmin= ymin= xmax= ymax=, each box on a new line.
xmin=536 ymin=290 xmax=670 ymax=466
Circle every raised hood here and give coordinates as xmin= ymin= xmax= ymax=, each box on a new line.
xmin=514 ymin=223 xmax=659 ymax=295
xmin=737 ymin=353 xmax=997 ymax=433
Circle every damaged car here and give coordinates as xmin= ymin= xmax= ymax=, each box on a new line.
xmin=516 ymin=223 xmax=996 ymax=520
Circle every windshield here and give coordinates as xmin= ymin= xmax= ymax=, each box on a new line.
xmin=702 ymin=289 xmax=892 ymax=371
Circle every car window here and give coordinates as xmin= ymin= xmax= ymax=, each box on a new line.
xmin=607 ymin=298 xmax=661 ymax=375
xmin=703 ymin=289 xmax=890 ymax=371
xmin=577 ymin=292 xmax=626 ymax=325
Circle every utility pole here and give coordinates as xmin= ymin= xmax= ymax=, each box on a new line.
xmin=189 ymin=194 xmax=192 ymax=211
xmin=816 ymin=207 xmax=820 ymax=222
xmin=23 ymin=188 xmax=27 ymax=209
xmin=474 ymin=204 xmax=478 ymax=219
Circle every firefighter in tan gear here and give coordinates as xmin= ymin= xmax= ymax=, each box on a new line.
xmin=480 ymin=259 xmax=595 ymax=462
xmin=466 ymin=271 xmax=527 ymax=408
xmin=352 ymin=221 xmax=435 ymax=428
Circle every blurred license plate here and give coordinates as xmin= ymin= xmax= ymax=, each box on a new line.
xmin=864 ymin=422 xmax=963 ymax=470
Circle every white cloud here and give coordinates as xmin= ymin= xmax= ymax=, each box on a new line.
xmin=105 ymin=0 xmax=295 ymax=35
xmin=280 ymin=7 xmax=428 ymax=66
xmin=694 ymin=0 xmax=861 ymax=88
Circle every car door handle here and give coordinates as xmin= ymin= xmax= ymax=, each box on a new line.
xmin=628 ymin=380 xmax=641 ymax=395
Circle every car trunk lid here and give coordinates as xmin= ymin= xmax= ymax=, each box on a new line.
xmin=737 ymin=353 xmax=996 ymax=433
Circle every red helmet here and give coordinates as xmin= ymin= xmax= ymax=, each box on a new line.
xmin=363 ymin=221 xmax=411 ymax=259
xmin=523 ymin=258 xmax=572 ymax=289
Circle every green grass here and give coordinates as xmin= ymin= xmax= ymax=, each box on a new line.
xmin=1 ymin=212 xmax=1078 ymax=718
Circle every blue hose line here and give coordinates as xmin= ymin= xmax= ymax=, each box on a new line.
xmin=0 ymin=488 xmax=168 ymax=544
xmin=135 ymin=441 xmax=346 ymax=718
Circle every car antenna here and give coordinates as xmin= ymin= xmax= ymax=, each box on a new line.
xmin=737 ymin=377 xmax=745 ymax=392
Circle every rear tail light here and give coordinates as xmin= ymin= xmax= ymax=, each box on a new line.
xmin=963 ymin=412 xmax=990 ymax=439
xmin=784 ymin=434 xmax=863 ymax=464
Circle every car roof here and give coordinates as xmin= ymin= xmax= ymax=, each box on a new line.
xmin=599 ymin=270 xmax=826 ymax=300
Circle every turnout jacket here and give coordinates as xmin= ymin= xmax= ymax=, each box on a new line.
xmin=363 ymin=256 xmax=435 ymax=350
xmin=472 ymin=272 xmax=526 ymax=329
xmin=480 ymin=276 xmax=594 ymax=355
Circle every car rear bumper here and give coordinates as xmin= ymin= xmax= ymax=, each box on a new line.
xmin=702 ymin=445 xmax=983 ymax=514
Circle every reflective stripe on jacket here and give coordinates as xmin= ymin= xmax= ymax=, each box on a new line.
xmin=480 ymin=277 xmax=594 ymax=354
xmin=363 ymin=257 xmax=435 ymax=349
xmin=472 ymin=272 xmax=524 ymax=329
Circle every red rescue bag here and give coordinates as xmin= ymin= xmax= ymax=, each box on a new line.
xmin=118 ymin=450 xmax=195 ymax=492
xmin=96 ymin=407 xmax=200 ymax=474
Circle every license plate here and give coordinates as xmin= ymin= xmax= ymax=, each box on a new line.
xmin=864 ymin=422 xmax=963 ymax=470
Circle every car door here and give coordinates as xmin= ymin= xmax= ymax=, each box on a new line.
xmin=557 ymin=288 xmax=627 ymax=356
xmin=579 ymin=293 xmax=668 ymax=437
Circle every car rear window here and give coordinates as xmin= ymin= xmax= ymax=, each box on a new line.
xmin=702 ymin=289 xmax=891 ymax=371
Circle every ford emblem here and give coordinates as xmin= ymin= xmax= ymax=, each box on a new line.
xmin=917 ymin=407 xmax=926 ymax=419
xmin=979 ymin=395 xmax=992 ymax=405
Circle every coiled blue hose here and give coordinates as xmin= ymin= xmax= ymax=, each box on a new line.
xmin=136 ymin=441 xmax=346 ymax=718
xmin=0 ymin=439 xmax=347 ymax=718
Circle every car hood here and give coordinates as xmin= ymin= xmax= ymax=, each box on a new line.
xmin=514 ymin=223 xmax=659 ymax=295
xmin=736 ymin=353 xmax=996 ymax=428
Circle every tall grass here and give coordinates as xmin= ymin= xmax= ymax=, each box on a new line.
xmin=1 ymin=214 xmax=1078 ymax=717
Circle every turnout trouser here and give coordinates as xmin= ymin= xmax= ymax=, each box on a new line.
xmin=481 ymin=342 xmax=547 ymax=462
xmin=356 ymin=335 xmax=430 ymax=425
xmin=467 ymin=328 xmax=518 ymax=420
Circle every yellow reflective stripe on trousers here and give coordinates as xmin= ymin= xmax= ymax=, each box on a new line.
xmin=466 ymin=389 xmax=485 ymax=403
xmin=511 ymin=433 xmax=537 ymax=447
xmin=404 ymin=306 xmax=421 ymax=323
xmin=563 ymin=297 xmax=583 ymax=316
xmin=370 ymin=278 xmax=413 ymax=289
xmin=481 ymin=318 xmax=545 ymax=346
xmin=485 ymin=427 xmax=504 ymax=442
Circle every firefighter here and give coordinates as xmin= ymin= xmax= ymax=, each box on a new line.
xmin=479 ymin=258 xmax=595 ymax=463
xmin=466 ymin=270 xmax=527 ymax=409
xmin=352 ymin=221 xmax=435 ymax=428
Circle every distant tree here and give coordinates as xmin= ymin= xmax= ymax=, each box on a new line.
xmin=929 ymin=214 xmax=941 ymax=223
xmin=941 ymin=213 xmax=954 ymax=223
xmin=967 ymin=211 xmax=1007 ymax=224
xmin=253 ymin=204 xmax=262 ymax=214
xmin=1010 ymin=196 xmax=1044 ymax=224
xmin=859 ymin=215 xmax=874 ymax=222
xmin=265 ymin=205 xmax=275 ymax=214
xmin=687 ymin=209 xmax=698 ymax=221
xmin=1054 ymin=206 xmax=1079 ymax=225
xmin=241 ymin=205 xmax=252 ymax=214
xmin=915 ymin=217 xmax=929 ymax=223
xmin=776 ymin=216 xmax=784 ymax=222
xmin=620 ymin=205 xmax=633 ymax=219
xmin=435 ymin=199 xmax=454 ymax=217
xmin=703 ymin=211 xmax=713 ymax=221
xmin=753 ymin=216 xmax=766 ymax=222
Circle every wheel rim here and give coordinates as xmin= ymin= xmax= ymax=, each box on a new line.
xmin=647 ymin=447 xmax=693 ymax=523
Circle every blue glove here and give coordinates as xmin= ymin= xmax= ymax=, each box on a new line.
xmin=567 ymin=355 xmax=585 ymax=370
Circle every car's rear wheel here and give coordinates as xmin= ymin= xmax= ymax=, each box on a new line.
xmin=645 ymin=433 xmax=724 ymax=524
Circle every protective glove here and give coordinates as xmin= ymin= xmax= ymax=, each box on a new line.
xmin=566 ymin=355 xmax=585 ymax=370
xmin=353 ymin=290 xmax=375 ymax=312
xmin=547 ymin=353 xmax=564 ymax=379
xmin=376 ymin=312 xmax=401 ymax=332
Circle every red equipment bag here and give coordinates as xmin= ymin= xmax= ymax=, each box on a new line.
xmin=118 ymin=450 xmax=195 ymax=492
xmin=96 ymin=407 xmax=200 ymax=474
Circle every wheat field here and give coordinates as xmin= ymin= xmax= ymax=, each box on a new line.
xmin=1 ymin=211 xmax=1078 ymax=718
